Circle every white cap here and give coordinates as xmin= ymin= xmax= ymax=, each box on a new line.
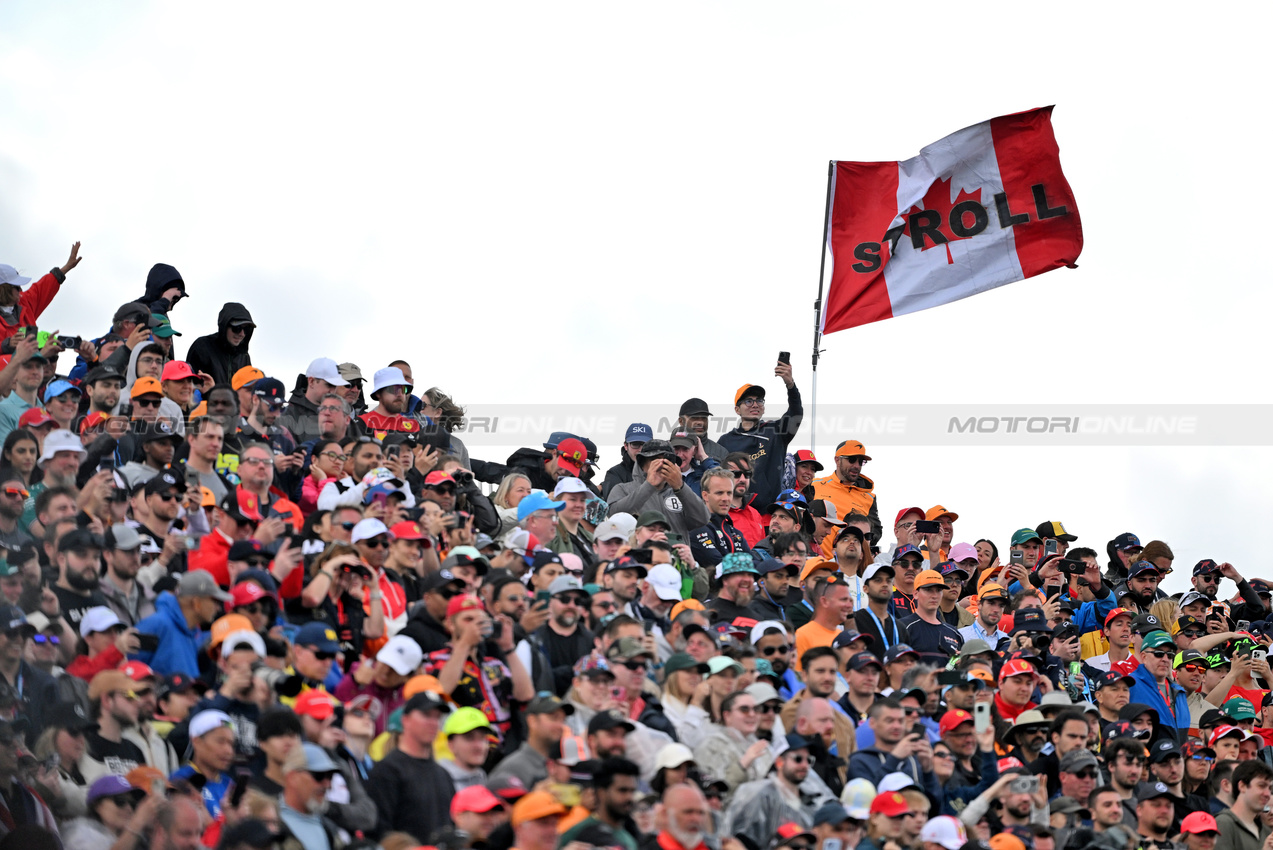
xmin=861 ymin=562 xmax=895 ymax=583
xmin=350 ymin=518 xmax=390 ymax=545
xmin=189 ymin=709 xmax=236 ymax=740
xmin=744 ymin=682 xmax=780 ymax=705
xmin=920 ymin=816 xmax=968 ymax=850
xmin=749 ymin=620 xmax=788 ymax=646
xmin=376 ymin=635 xmax=424 ymax=676
xmin=552 ymin=477 xmax=590 ymax=498
xmin=305 ymin=357 xmax=349 ymax=387
xmin=25 ymin=612 xmax=51 ymax=632
xmin=504 ymin=528 xmax=534 ymax=554
xmin=79 ymin=606 xmax=122 ymax=638
xmin=654 ymin=742 xmax=695 ymax=772
xmin=0 ymin=265 xmax=33 ymax=290
xmin=370 ymin=366 xmax=409 ymax=398
xmin=39 ymin=430 xmax=87 ymax=467
xmin=840 ymin=777 xmax=876 ymax=819
xmin=594 ymin=516 xmax=634 ymax=543
xmin=220 ymin=630 xmax=266 ymax=659
xmin=878 ymin=772 xmax=917 ymax=793
xmin=646 ymin=564 xmax=683 ymax=602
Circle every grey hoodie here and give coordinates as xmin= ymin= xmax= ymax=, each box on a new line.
xmin=607 ymin=461 xmax=708 ymax=539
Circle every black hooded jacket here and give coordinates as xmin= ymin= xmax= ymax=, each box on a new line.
xmin=138 ymin=263 xmax=186 ymax=315
xmin=185 ymin=302 xmax=254 ymax=386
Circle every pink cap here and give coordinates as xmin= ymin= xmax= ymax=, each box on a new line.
xmin=451 ymin=785 xmax=504 ymax=817
xmin=948 ymin=542 xmax=978 ymax=564
xmin=161 ymin=361 xmax=197 ymax=382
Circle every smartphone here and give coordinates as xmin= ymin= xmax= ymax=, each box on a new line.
xmin=1009 ymin=550 xmax=1024 ymax=566
xmin=823 ymin=841 xmax=842 ymax=850
xmin=778 ymin=351 xmax=791 ymax=365
xmin=137 ymin=633 xmax=160 ymax=652
xmin=184 ymin=466 xmax=201 ymax=492
xmin=229 ymin=767 xmax=253 ymax=809
xmin=915 ymin=520 xmax=940 ymax=534
xmin=534 ymin=590 xmax=552 ymax=609
xmin=642 ymin=620 xmax=655 ymax=634
xmin=1044 ymin=539 xmax=1059 ymax=556
xmin=974 ymin=701 xmax=990 ymax=734
xmin=1238 ymin=620 xmax=1251 ymax=633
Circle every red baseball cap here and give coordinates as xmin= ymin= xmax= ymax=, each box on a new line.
xmin=120 ymin=661 xmax=156 ymax=682
xmin=388 ymin=521 xmax=431 ymax=545
xmin=451 ymin=785 xmax=504 ymax=818
xmin=79 ymin=411 xmax=111 ymax=434
xmin=228 ymin=582 xmax=268 ymax=611
xmin=792 ymin=450 xmax=823 ymax=471
xmin=234 ymin=489 xmax=264 ymax=523
xmin=17 ymin=408 xmax=54 ymax=430
xmin=423 ymin=471 xmax=456 ymax=488
xmin=1103 ymin=607 xmax=1135 ymax=631
xmin=999 ymin=659 xmax=1037 ymax=683
xmin=160 ymin=361 xmax=197 ymax=382
xmin=294 ymin=690 xmax=338 ymax=720
xmin=555 ymin=438 xmax=587 ymax=475
xmin=1180 ymin=812 xmax=1220 ymax=835
xmin=938 ymin=709 xmax=974 ymax=736
xmin=870 ymin=791 xmax=910 ymax=817
xmin=894 ymin=507 xmax=925 ymax=526
xmin=446 ymin=593 xmax=483 ymax=620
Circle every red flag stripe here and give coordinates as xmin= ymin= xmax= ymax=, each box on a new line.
xmin=822 ymin=160 xmax=899 ymax=334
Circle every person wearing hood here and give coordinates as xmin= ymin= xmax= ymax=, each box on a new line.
xmin=0 ymin=241 xmax=82 ymax=344
xmin=136 ymin=262 xmax=187 ymax=315
xmin=607 ymin=440 xmax=709 ymax=541
xmin=601 ymin=423 xmax=650 ymax=500
xmin=185 ymin=302 xmax=255 ymax=387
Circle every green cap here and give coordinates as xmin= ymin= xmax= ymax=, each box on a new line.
xmin=605 ymin=637 xmax=654 ymax=662
xmin=1010 ymin=528 xmax=1043 ymax=547
xmin=0 ymin=559 xmax=17 ymax=578
xmin=582 ymin=583 xmax=602 ymax=597
xmin=443 ymin=706 xmax=492 ymax=736
xmin=1141 ymin=631 xmax=1175 ymax=651
xmin=387 ymin=706 xmax=404 ymax=734
xmin=664 ymin=653 xmax=709 ymax=676
xmin=635 ymin=510 xmax=671 ymax=530
xmin=720 ymin=552 xmax=759 ymax=577
xmin=754 ymin=659 xmax=778 ymax=679
xmin=1222 ymin=697 xmax=1257 ymax=721
xmin=706 ymin=655 xmax=744 ymax=677
xmin=149 ymin=313 xmax=181 ymax=338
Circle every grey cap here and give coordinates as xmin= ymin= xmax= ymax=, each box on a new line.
xmin=106 ymin=524 xmax=141 ymax=552
xmin=548 ymin=575 xmax=584 ymax=597
xmin=1059 ymin=748 xmax=1099 ymax=774
xmin=286 ymin=742 xmax=340 ymax=774
xmin=337 ymin=363 xmax=363 ymax=383
xmin=744 ymin=682 xmax=780 ymax=705
xmin=1039 ymin=691 xmax=1073 ymax=709
xmin=177 ymin=570 xmax=233 ymax=602
xmin=959 ymin=639 xmax=994 ymax=657
xmin=1050 ymin=796 xmax=1085 ymax=816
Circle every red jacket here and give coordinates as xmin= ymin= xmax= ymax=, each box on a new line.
xmin=66 ymin=645 xmax=124 ymax=682
xmin=189 ymin=530 xmax=232 ymax=586
xmin=728 ymin=497 xmax=765 ymax=547
xmin=0 ymin=271 xmax=63 ymax=342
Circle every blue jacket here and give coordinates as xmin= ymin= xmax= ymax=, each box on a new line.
xmin=1128 ymin=662 xmax=1189 ymax=743
xmin=847 ymin=746 xmax=943 ymax=811
xmin=133 ymin=592 xmax=203 ymax=678
xmin=1072 ymin=587 xmax=1118 ymax=637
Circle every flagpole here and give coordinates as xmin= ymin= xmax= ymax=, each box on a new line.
xmin=811 ymin=160 xmax=835 ymax=451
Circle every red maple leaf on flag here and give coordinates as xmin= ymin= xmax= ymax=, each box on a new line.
xmin=900 ymin=177 xmax=983 ymax=264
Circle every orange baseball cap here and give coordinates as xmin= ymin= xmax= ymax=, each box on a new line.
xmin=734 ymin=384 xmax=765 ymax=406
xmin=967 ymin=668 xmax=994 ymax=685
xmin=403 ymin=675 xmax=443 ymax=699
xmin=200 ymin=486 xmax=216 ymax=508
xmin=131 ymin=377 xmax=163 ymax=399
xmin=799 ymin=557 xmax=837 ymax=583
xmin=926 ymin=505 xmax=958 ymax=521
xmin=231 ymin=366 xmax=265 ymax=391
xmin=188 ymin=401 xmax=207 ymax=418
xmin=989 ymin=836 xmax=1027 ymax=850
xmin=915 ymin=569 xmax=947 ymax=590
xmin=979 ymin=582 xmax=1009 ymax=601
xmin=834 ymin=440 xmax=871 ymax=461
xmin=209 ymin=614 xmax=254 ymax=651
xmin=670 ymin=598 xmax=705 ymax=620
xmin=511 ymin=791 xmax=567 ymax=827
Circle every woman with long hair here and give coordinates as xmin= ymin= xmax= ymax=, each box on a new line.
xmin=660 ymin=655 xmax=712 ymax=747
xmin=492 ymin=472 xmax=532 ymax=538
xmin=964 ymin=538 xmax=999 ymax=599
xmin=291 ymin=542 xmax=385 ymax=672
xmin=422 ymin=387 xmax=471 ymax=467
xmin=691 ymin=690 xmax=772 ymax=801
xmin=299 ymin=440 xmax=348 ymax=515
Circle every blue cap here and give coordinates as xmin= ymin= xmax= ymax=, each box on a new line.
xmin=939 ymin=560 xmax=969 ymax=577
xmin=893 ymin=544 xmax=923 ymax=563
xmin=776 ymin=489 xmax=807 ymax=505
xmin=542 ymin=432 xmax=580 ymax=450
xmin=624 ymin=423 xmax=652 ymax=443
xmin=43 ymin=379 xmax=81 ymax=404
xmin=517 ymin=490 xmax=566 ymax=522
xmin=293 ymin=621 xmax=341 ymax=653
xmin=1128 ymin=560 xmax=1162 ymax=579
xmin=756 ymin=556 xmax=794 ymax=575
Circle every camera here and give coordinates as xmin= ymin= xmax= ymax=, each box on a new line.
xmin=341 ymin=562 xmax=372 ymax=579
xmin=252 ymin=663 xmax=304 ymax=697
xmin=1009 ymin=776 xmax=1037 ymax=795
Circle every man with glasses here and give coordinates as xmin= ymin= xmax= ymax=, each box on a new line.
xmin=724 ymin=452 xmax=765 ymax=546
xmin=718 ymin=364 xmax=802 ymax=510
xmin=600 ymin=422 xmax=649 ymax=499
xmin=82 ymin=669 xmax=148 ymax=782
xmin=99 ymin=524 xmax=155 ymax=627
xmin=315 ymin=436 xmax=384 ymax=511
xmin=0 ymin=604 xmax=56 ymax=738
xmin=1147 ymin=738 xmax=1209 ymax=826
xmin=723 ymin=732 xmax=820 ymax=849
xmin=360 ymin=366 xmax=419 ymax=439
xmin=1129 ymin=631 xmax=1190 ymax=743
xmin=812 ymin=441 xmax=879 ymax=541
xmin=530 ymin=575 xmax=595 ymax=696
xmin=126 ymin=375 xmax=165 ymax=426
xmin=277 ymin=742 xmax=344 ymax=850
xmin=282 ymin=357 xmax=350 ymax=445
xmin=0 ymin=478 xmax=32 ymax=550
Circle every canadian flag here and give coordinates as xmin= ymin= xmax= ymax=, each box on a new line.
xmin=820 ymin=107 xmax=1082 ymax=334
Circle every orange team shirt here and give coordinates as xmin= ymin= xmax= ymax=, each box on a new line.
xmin=794 ymin=620 xmax=840 ymax=672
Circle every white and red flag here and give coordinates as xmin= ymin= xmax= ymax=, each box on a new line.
xmin=820 ymin=107 xmax=1082 ymax=334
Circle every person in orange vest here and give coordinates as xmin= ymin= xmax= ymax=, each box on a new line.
xmin=812 ymin=441 xmax=879 ymax=538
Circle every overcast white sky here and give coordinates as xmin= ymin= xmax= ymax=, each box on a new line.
xmin=1 ymin=3 xmax=1269 ymax=595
